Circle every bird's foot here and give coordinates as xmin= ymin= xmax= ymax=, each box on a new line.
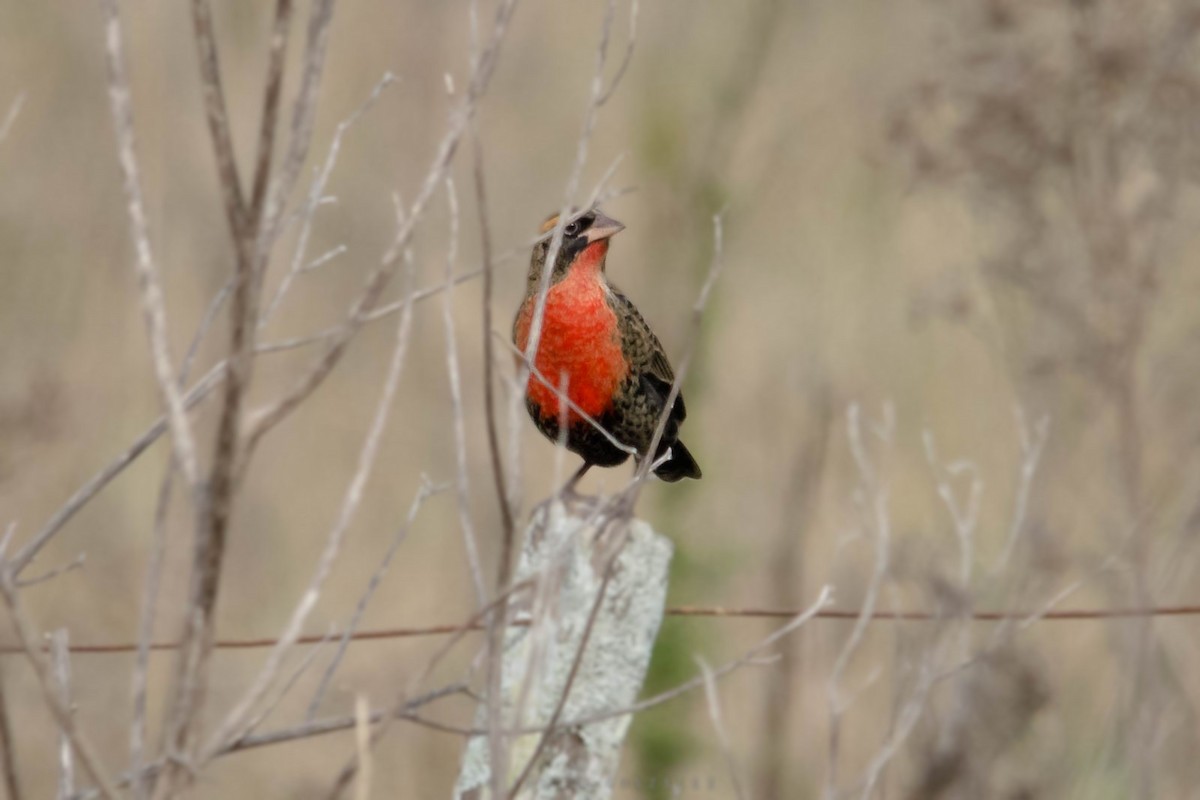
xmin=529 ymin=463 xmax=602 ymax=516
xmin=557 ymin=485 xmax=605 ymax=515
xmin=529 ymin=487 xmax=600 ymax=526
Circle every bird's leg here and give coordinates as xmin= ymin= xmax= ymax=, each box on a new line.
xmin=533 ymin=462 xmax=594 ymax=519
xmin=560 ymin=462 xmax=592 ymax=499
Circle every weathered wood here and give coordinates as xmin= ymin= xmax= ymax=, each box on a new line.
xmin=455 ymin=501 xmax=673 ymax=799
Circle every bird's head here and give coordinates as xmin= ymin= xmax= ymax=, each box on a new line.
xmin=526 ymin=208 xmax=624 ymax=292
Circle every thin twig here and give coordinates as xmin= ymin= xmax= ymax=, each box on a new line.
xmin=302 ymin=244 xmax=347 ymax=272
xmin=242 ymin=0 xmax=520 ymax=457
xmin=9 ymin=359 xmax=225 ymax=577
xmin=260 ymin=73 xmax=396 ymax=327
xmin=305 ymin=480 xmax=449 ymax=721
xmin=134 ymin=273 xmax=233 ymax=800
xmin=12 ymin=259 xmax=483 ymax=579
xmin=154 ymin=0 xmax=269 ymax=781
xmin=471 ymin=127 xmax=516 ymax=586
xmin=248 ymin=0 xmax=294 ymax=224
xmin=394 ymin=584 xmax=836 ymax=740
xmin=71 ymin=686 xmax=467 ymax=800
xmin=184 ymin=279 xmax=235 ymax=377
xmin=516 ymin=0 xmax=619 ymax=430
xmin=0 ymin=658 xmax=20 ymax=800
xmin=500 ymin=0 xmax=637 ymax=519
xmin=353 ymin=695 xmax=371 ymax=800
xmin=189 ymin=0 xmax=248 ymax=238
xmin=697 ymin=656 xmax=748 ymax=800
xmin=994 ymin=406 xmax=1050 ymax=572
xmin=856 ymin=651 xmax=943 ymax=800
xmin=325 ymin=576 xmax=535 ymax=797
xmin=15 ymin=555 xmax=85 ymax=589
xmin=242 ymin=627 xmax=337 ymax=742
xmin=100 ymin=0 xmax=201 ymax=489
xmin=0 ymin=570 xmax=120 ymax=800
xmin=596 ymin=0 xmax=640 ymax=106
xmin=621 ymin=210 xmax=726 ymax=508
xmin=826 ymin=403 xmax=894 ymax=800
xmin=257 ymin=268 xmax=486 ymax=354
xmin=439 ymin=178 xmax=487 ymax=605
xmin=556 ymin=584 xmax=832 ymax=729
xmin=51 ymin=630 xmax=74 ymax=800
xmin=203 ymin=231 xmax=421 ymax=762
xmin=922 ymin=429 xmax=983 ymax=587
xmin=255 ymin=0 xmax=336 ymax=257
xmin=226 ymin=684 xmax=466 ymax=755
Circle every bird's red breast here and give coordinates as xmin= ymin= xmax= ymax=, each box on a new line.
xmin=513 ymin=240 xmax=628 ymax=424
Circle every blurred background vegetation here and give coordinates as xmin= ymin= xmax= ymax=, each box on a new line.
xmin=3 ymin=0 xmax=1200 ymax=797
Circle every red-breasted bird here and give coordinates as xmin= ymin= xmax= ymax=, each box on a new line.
xmin=512 ymin=208 xmax=702 ymax=487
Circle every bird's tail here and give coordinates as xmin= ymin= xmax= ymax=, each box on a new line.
xmin=653 ymin=439 xmax=702 ymax=482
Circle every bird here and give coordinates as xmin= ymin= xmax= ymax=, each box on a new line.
xmin=512 ymin=208 xmax=702 ymax=491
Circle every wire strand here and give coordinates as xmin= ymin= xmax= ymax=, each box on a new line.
xmin=10 ymin=603 xmax=1200 ymax=655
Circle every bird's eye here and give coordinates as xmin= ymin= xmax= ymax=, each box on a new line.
xmin=564 ymin=220 xmax=582 ymax=237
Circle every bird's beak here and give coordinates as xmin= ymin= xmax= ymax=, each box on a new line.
xmin=585 ymin=211 xmax=625 ymax=243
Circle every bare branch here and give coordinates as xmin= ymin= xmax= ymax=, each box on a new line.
xmin=50 ymin=630 xmax=75 ymax=800
xmin=248 ymin=0 xmax=294 ymax=223
xmin=305 ymin=480 xmax=449 ymax=721
xmin=471 ymin=127 xmax=516 ymax=589
xmin=243 ymin=0 xmax=520 ymax=454
xmin=596 ymin=0 xmax=640 ymax=106
xmin=100 ymin=0 xmax=201 ymax=489
xmin=203 ymin=226 xmax=421 ymax=761
xmin=0 ymin=659 xmax=21 ymax=800
xmin=575 ymin=584 xmax=833 ymax=730
xmin=922 ymin=429 xmax=983 ymax=587
xmin=256 ymin=0 xmax=337 ymax=251
xmin=620 ymin=209 xmax=725 ymax=508
xmin=241 ymin=626 xmax=337 ymax=738
xmin=994 ymin=406 xmax=1050 ymax=572
xmin=12 ymin=255 xmax=484 ymax=579
xmin=352 ymin=696 xmax=371 ymax=800
xmin=261 ymin=267 xmax=490 ymax=355
xmin=129 ymin=274 xmax=238 ymax=797
xmin=0 ymin=570 xmax=119 ymax=800
xmin=9 ymin=359 xmax=225 ymax=578
xmin=189 ymin=0 xmax=248 ymax=237
xmin=224 ymin=684 xmax=466 ymax=756
xmin=71 ymin=686 xmax=467 ymax=800
xmin=260 ymin=73 xmax=396 ymax=327
xmin=697 ymin=656 xmax=748 ymax=800
xmin=131 ymin=466 xmax=175 ymax=800
xmin=439 ymin=178 xmax=487 ymax=605
xmin=826 ymin=403 xmax=894 ymax=799
xmin=436 ymin=584 xmax=836 ymax=739
xmin=15 ymin=555 xmax=85 ymax=589
xmin=157 ymin=1 xmax=342 ymax=782
xmin=325 ymin=577 xmax=536 ymax=796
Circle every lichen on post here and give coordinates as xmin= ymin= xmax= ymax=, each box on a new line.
xmin=455 ymin=500 xmax=673 ymax=799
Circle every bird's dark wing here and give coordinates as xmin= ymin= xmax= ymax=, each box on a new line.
xmin=608 ymin=285 xmax=687 ymax=423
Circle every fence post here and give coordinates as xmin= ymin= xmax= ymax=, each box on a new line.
xmin=455 ymin=500 xmax=673 ymax=799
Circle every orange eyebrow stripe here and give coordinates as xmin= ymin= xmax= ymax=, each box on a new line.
xmin=539 ymin=214 xmax=560 ymax=234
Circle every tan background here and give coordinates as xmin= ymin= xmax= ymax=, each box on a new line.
xmin=2 ymin=1 xmax=1199 ymax=797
